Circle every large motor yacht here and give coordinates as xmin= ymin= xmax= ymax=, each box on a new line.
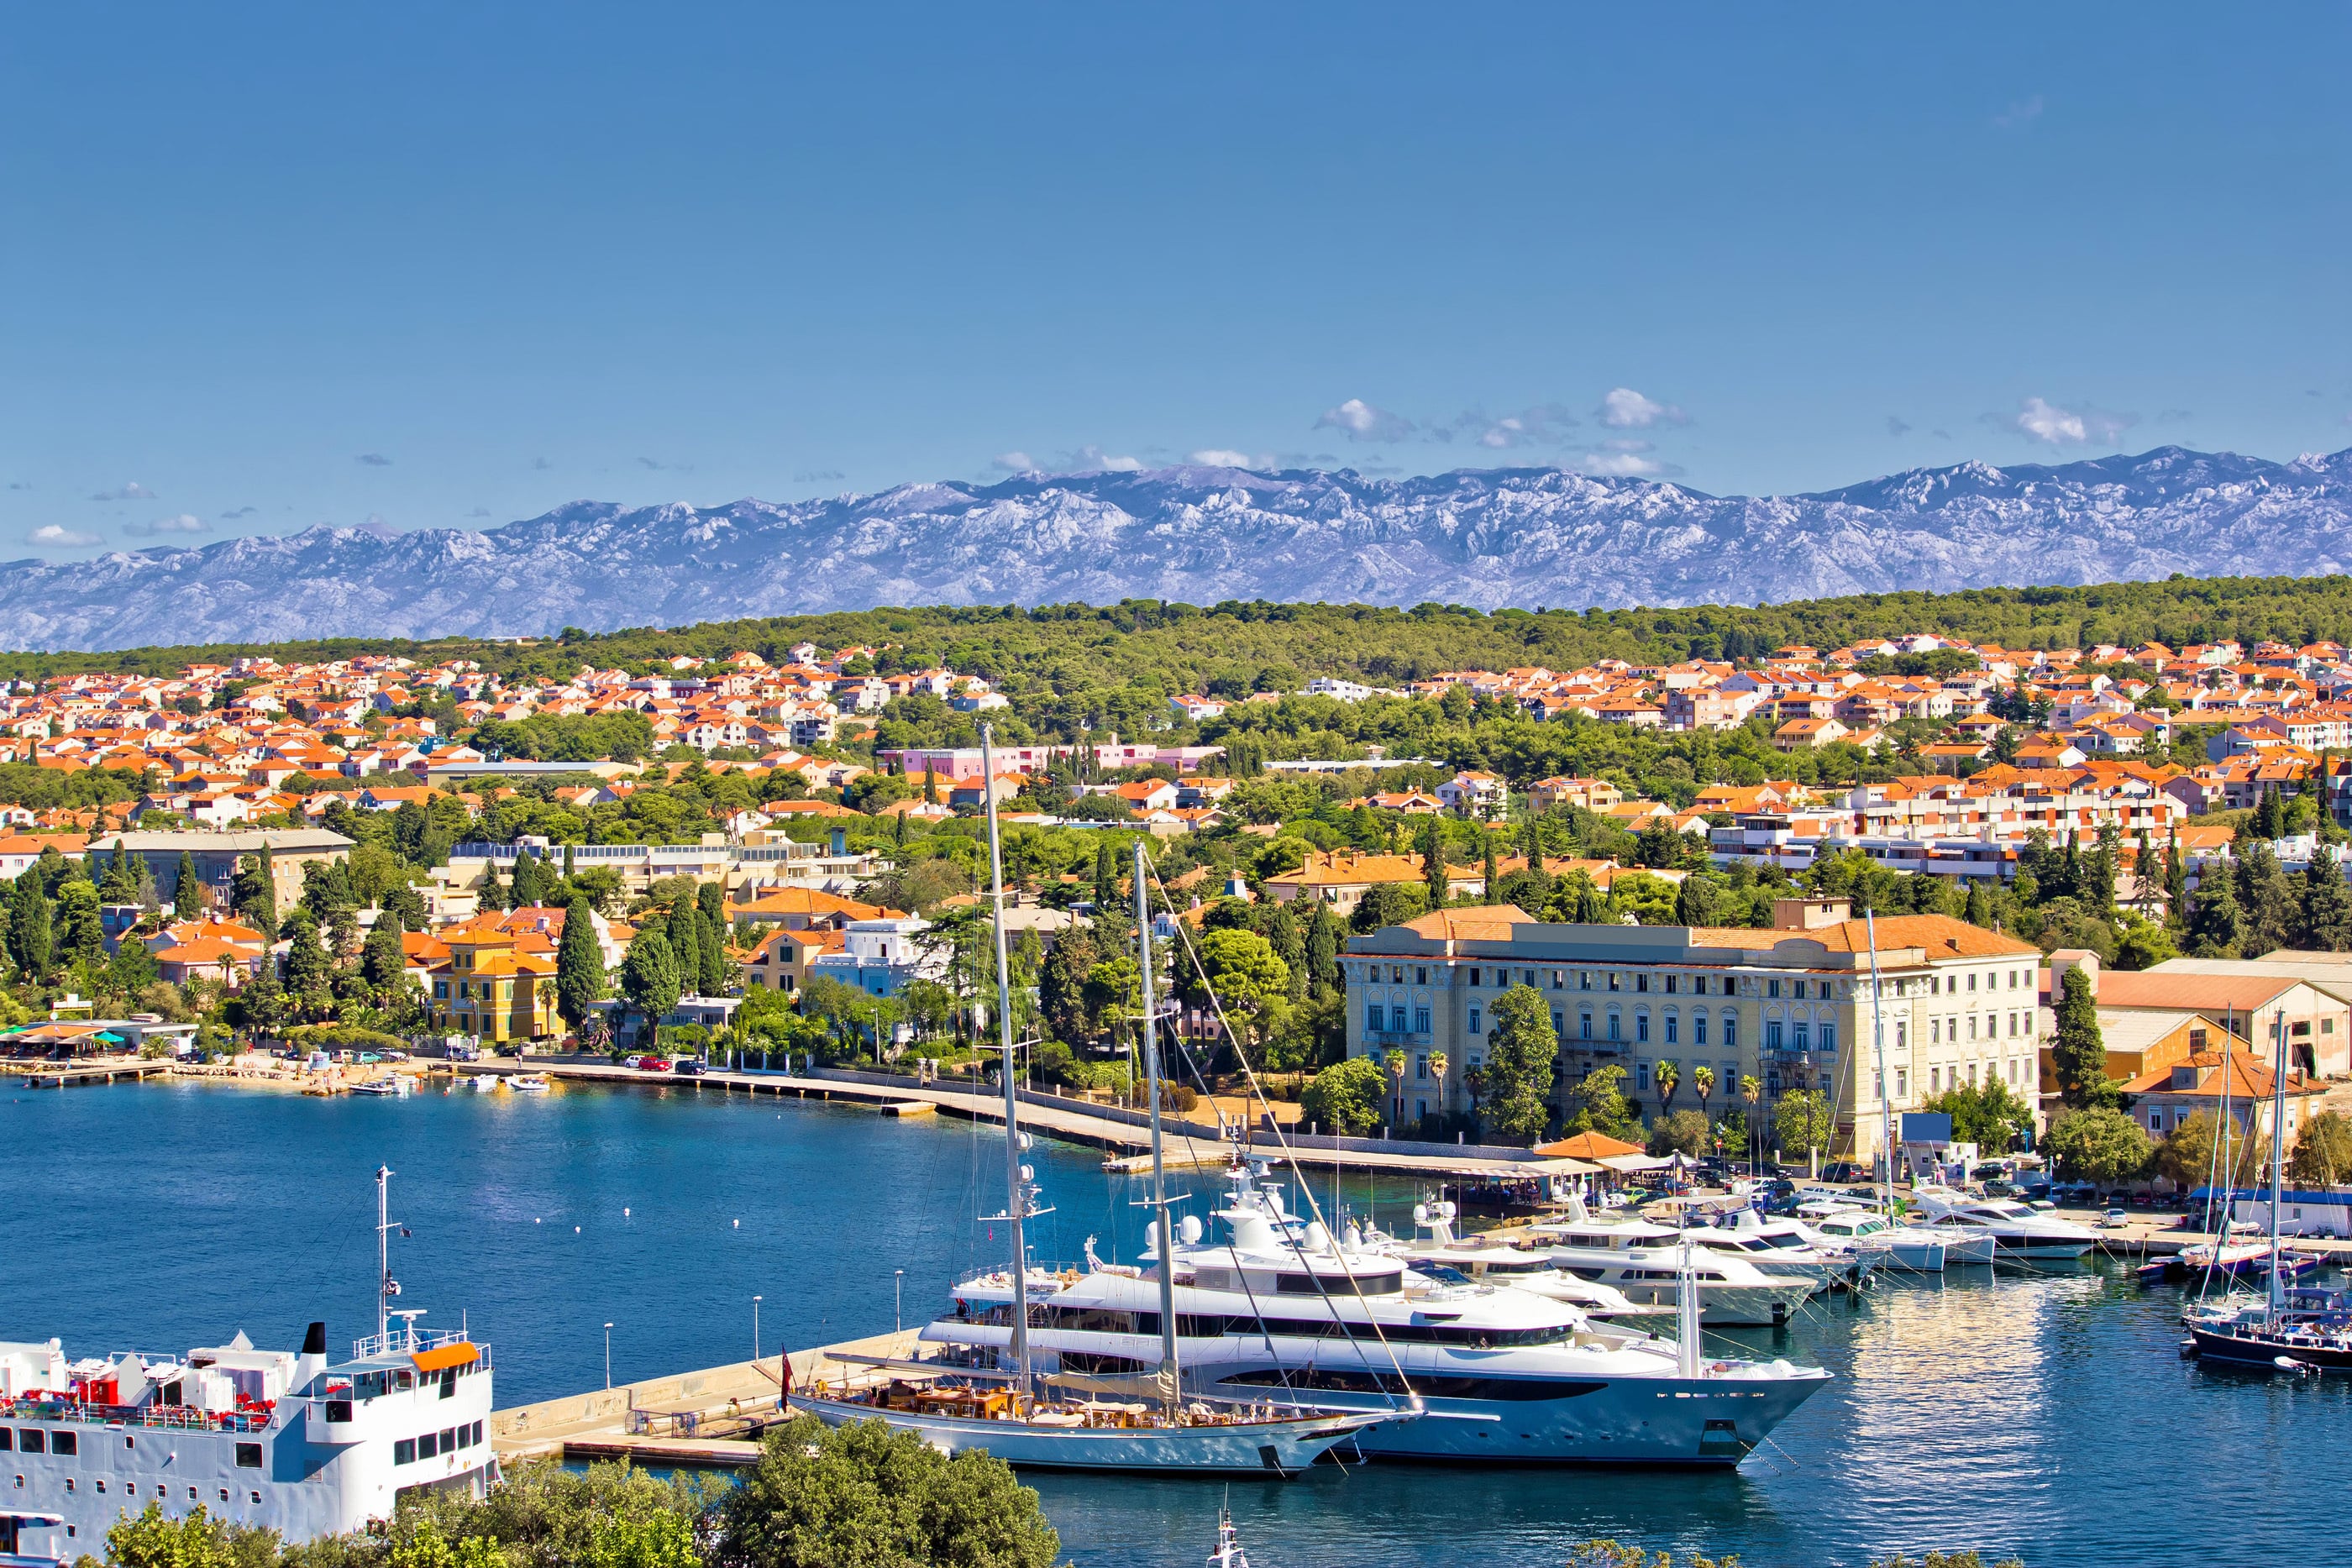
xmin=921 ymin=1162 xmax=1831 ymax=1466
xmin=1908 ymin=1188 xmax=2097 ymax=1260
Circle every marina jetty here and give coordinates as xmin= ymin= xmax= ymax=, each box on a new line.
xmin=492 ymin=1328 xmax=921 ymax=1470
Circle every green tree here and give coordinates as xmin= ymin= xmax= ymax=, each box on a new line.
xmin=1349 ymin=882 xmax=1428 ymax=934
xmin=1565 ymin=1062 xmax=1636 ymax=1140
xmin=172 ymin=849 xmax=203 ymax=917
xmin=2112 ymin=917 xmax=2177 ymax=972
xmin=1646 ymin=1107 xmax=1710 ymax=1157
xmin=1299 ymin=1055 xmax=1387 ymax=1135
xmin=620 ymin=930 xmax=681 ymax=1025
xmin=53 ymin=879 xmax=105 ymax=972
xmin=664 ymin=896 xmax=703 ymax=998
xmin=362 ymin=908 xmax=407 ymax=993
xmin=1305 ymin=902 xmax=1343 ymax=996
xmin=1481 ymin=984 xmax=1559 ymax=1144
xmin=712 ymin=1413 xmax=1058 ymax=1568
xmin=555 ymin=896 xmax=607 ymax=1030
xmin=1194 ymin=927 xmax=1291 ymax=1067
xmin=2187 ymin=861 xmax=2247 ymax=957
xmin=2045 ymin=1106 xmax=2154 ymax=1183
xmin=231 ymin=852 xmax=277 ymax=939
xmin=2049 ymin=966 xmax=2118 ymax=1109
xmin=1773 ymin=1088 xmax=1835 ymax=1159
xmin=10 ymin=873 xmax=52 ymax=982
xmin=1919 ymin=1078 xmax=2035 ymax=1153
xmin=102 ymin=1501 xmax=280 ymax=1568
xmin=2297 ymin=859 xmax=2352 ymax=952
xmin=1652 ymin=1057 xmax=1680 ymax=1118
xmin=282 ymin=907 xmax=333 ymax=1004
xmin=1416 ymin=817 xmax=1448 ymax=906
xmin=2291 ymin=1109 xmax=2352 ymax=1185
xmin=1037 ymin=928 xmax=1099 ymax=1043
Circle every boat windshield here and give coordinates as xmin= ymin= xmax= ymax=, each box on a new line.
xmin=1414 ymin=1266 xmax=1473 ymax=1286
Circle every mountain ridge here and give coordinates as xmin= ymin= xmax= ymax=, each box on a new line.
xmin=7 ymin=444 xmax=2350 ymax=651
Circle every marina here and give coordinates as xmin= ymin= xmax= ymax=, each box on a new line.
xmin=7 ymin=1074 xmax=2352 ymax=1565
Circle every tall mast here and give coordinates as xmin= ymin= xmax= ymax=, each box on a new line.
xmin=2266 ymin=1009 xmax=2289 ymax=1317
xmin=980 ymin=725 xmax=1031 ymax=1393
xmin=1134 ymin=839 xmax=1179 ymax=1402
xmin=375 ymin=1165 xmax=396 ymax=1342
xmin=1864 ymin=909 xmax=1893 ymax=1206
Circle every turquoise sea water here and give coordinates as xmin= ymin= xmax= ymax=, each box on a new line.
xmin=3 ymin=1078 xmax=2343 ymax=1567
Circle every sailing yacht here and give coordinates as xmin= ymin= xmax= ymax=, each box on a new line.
xmin=791 ymin=763 xmax=1387 ymax=1473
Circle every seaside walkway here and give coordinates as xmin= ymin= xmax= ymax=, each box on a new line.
xmin=449 ymin=1059 xmax=1593 ymax=1183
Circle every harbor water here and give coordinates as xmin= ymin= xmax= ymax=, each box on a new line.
xmin=4 ymin=1077 xmax=2342 ymax=1567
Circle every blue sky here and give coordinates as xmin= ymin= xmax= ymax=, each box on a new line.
xmin=4 ymin=3 xmax=2348 ymax=559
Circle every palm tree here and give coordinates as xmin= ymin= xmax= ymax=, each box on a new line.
xmin=1693 ymin=1064 xmax=1716 ymax=1147
xmin=1654 ymin=1057 xmax=1679 ymax=1120
xmin=1384 ymin=1048 xmax=1406 ymax=1125
xmin=1740 ymin=1073 xmax=1762 ymax=1175
xmin=536 ymin=978 xmax=560 ymax=1040
xmin=1429 ymin=1049 xmax=1449 ymax=1118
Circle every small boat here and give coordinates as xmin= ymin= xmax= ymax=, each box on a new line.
xmin=2136 ymin=1240 xmax=2271 ymax=1284
xmin=470 ymin=1073 xmax=499 ymax=1093
xmin=1805 ymin=1207 xmax=1948 ymax=1273
xmin=1208 ymin=1503 xmax=1250 ymax=1568
xmin=507 ymin=1074 xmax=551 ymax=1093
xmin=347 ymin=1076 xmax=409 ymax=1098
xmin=1908 ymin=1188 xmax=2097 ymax=1260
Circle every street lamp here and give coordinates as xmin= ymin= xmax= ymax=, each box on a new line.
xmin=753 ymin=1295 xmax=762 ymax=1361
xmin=603 ymin=1322 xmax=614 ymax=1389
xmin=895 ymin=1270 xmax=905 ymax=1335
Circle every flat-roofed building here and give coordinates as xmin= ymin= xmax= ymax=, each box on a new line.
xmin=1342 ymin=898 xmax=2048 ymax=1161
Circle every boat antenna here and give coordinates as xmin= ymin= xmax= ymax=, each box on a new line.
xmin=1134 ymin=838 xmax=1181 ymax=1408
xmin=1864 ymin=908 xmax=1893 ymax=1209
xmin=979 ymin=725 xmax=1032 ymax=1403
xmin=375 ymin=1164 xmax=401 ymax=1342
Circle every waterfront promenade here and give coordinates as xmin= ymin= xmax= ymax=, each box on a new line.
xmin=449 ymin=1057 xmax=1599 ymax=1183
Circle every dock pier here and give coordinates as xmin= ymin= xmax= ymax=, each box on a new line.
xmin=3 ymin=1058 xmax=172 ymax=1089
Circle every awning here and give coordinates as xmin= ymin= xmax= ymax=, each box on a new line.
xmin=411 ymin=1341 xmax=479 ymax=1373
xmin=1597 ymin=1153 xmax=1676 ymax=1172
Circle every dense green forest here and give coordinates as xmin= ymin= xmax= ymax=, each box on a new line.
xmin=10 ymin=573 xmax=2352 ymax=701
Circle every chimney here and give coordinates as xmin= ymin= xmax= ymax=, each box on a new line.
xmin=1772 ymin=897 xmax=1851 ymax=931
xmin=295 ymin=1320 xmax=328 ymax=1392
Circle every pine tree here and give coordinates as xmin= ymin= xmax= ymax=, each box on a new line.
xmin=555 ymin=895 xmax=607 ymax=1030
xmin=2188 ymin=862 xmax=2248 ymax=957
xmin=12 ymin=875 xmax=52 ymax=983
xmin=2050 ymin=967 xmax=2119 ymax=1109
xmin=172 ymin=851 xmax=202 ymax=918
xmin=282 ymin=908 xmax=333 ymax=1002
xmin=477 ymin=857 xmax=506 ymax=913
xmin=619 ymin=929 xmax=680 ymax=1024
xmin=1038 ymin=928 xmax=1098 ymax=1042
xmin=2299 ymin=858 xmax=2352 ymax=952
xmin=231 ymin=853 xmax=277 ymax=940
xmin=1965 ymin=879 xmax=1994 ymax=929
xmin=1675 ymin=873 xmax=1714 ymax=926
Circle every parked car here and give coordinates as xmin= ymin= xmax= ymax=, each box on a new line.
xmin=2099 ymin=1208 xmax=2132 ymax=1229
xmin=642 ymin=1057 xmax=673 ymax=1073
xmin=674 ymin=1059 xmax=706 ymax=1077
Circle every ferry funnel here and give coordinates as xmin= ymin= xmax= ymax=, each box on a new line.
xmin=296 ymin=1320 xmax=328 ymax=1391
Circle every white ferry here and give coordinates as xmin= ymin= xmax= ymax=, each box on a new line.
xmin=0 ymin=1319 xmax=493 ymax=1559
xmin=0 ymin=1170 xmax=491 ymax=1561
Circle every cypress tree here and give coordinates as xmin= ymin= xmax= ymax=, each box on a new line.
xmin=2298 ymin=858 xmax=2352 ymax=952
xmin=1417 ymin=818 xmax=1448 ymax=907
xmin=2050 ymin=968 xmax=2118 ymax=1109
xmin=698 ymin=907 xmax=727 ymax=995
xmin=563 ymin=842 xmax=576 ymax=881
xmin=1483 ymin=830 xmax=1500 ymax=900
xmin=477 ymin=857 xmax=506 ymax=913
xmin=665 ymin=897 xmax=702 ymax=997
xmin=173 ymin=851 xmax=202 ymax=917
xmin=13 ymin=876 xmax=52 ymax=983
xmin=1093 ymin=841 xmax=1117 ymax=910
xmin=554 ymin=895 xmax=607 ymax=1029
xmin=620 ymin=929 xmax=680 ymax=1024
xmin=2188 ymin=860 xmax=2248 ymax=957
xmin=2164 ymin=830 xmax=2187 ymax=929
xmin=361 ymin=909 xmax=407 ymax=992
xmin=1305 ymin=903 xmax=1342 ymax=997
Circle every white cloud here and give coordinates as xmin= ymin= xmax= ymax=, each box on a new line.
xmin=1597 ymin=388 xmax=1688 ymax=429
xmin=2012 ymin=395 xmax=2137 ymax=446
xmin=89 ymin=481 xmax=155 ymax=501
xmin=1069 ymin=445 xmax=1142 ymax=473
xmin=29 ymin=524 xmax=102 ymax=548
xmin=1314 ymin=398 xmax=1416 ymax=443
xmin=990 ymin=452 xmax=1037 ymax=473
xmin=1572 ymin=450 xmax=1666 ymax=478
xmin=1993 ymin=95 xmax=2045 ymax=128
xmin=1187 ymin=449 xmax=1263 ymax=469
xmin=121 ymin=513 xmax=209 ymax=538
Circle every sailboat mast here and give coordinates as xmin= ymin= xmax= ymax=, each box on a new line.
xmin=980 ymin=726 xmax=1031 ymax=1390
xmin=2267 ymin=1009 xmax=2289 ymax=1315
xmin=1133 ymin=840 xmax=1180 ymax=1394
xmin=1864 ymin=909 xmax=1894 ymax=1206
xmin=375 ymin=1165 xmax=392 ymax=1341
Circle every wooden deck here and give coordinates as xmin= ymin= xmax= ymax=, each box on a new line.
xmin=3 ymin=1058 xmax=172 ymax=1088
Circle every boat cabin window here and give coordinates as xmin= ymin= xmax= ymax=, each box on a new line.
xmin=1478 ymin=1257 xmax=1548 ymax=1274
xmin=234 ymin=1443 xmax=262 ymax=1469
xmin=17 ymin=1431 xmax=43 ymax=1455
xmin=1415 ymin=1265 xmax=1473 ymax=1286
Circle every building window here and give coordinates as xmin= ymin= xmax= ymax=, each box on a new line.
xmin=1552 ymin=970 xmax=1566 ymax=990
xmin=1664 ymin=1013 xmax=1679 ymax=1046
xmin=1413 ymin=1006 xmax=1431 ymax=1034
xmin=1636 ymin=973 xmax=1649 ymax=994
xmin=1766 ymin=1020 xmax=1783 ymax=1051
xmin=1415 ymin=967 xmax=1429 ymax=986
xmin=1608 ymin=973 xmax=1620 ymax=992
xmin=1724 ymin=1015 xmax=1738 ymax=1051
xmin=1467 ymin=968 xmax=1482 ymax=988
xmin=1793 ymin=1021 xmax=1809 ymax=1051
xmin=1635 ymin=1012 xmax=1651 ymax=1044
xmin=1637 ymin=1062 xmax=1650 ymax=1091
xmin=395 ymin=1439 xmax=417 ymax=1466
xmin=1608 ymin=1013 xmax=1622 ymax=1042
xmin=1896 ymin=1067 xmax=1908 ymax=1097
xmin=1792 ymin=981 xmax=1806 ymax=1000
xmin=1468 ymin=1005 xmax=1483 ymax=1035
xmin=1415 ymin=1054 xmax=1429 ymax=1081
xmin=1366 ymin=1004 xmax=1383 ymax=1033
xmin=1580 ymin=1012 xmax=1593 ymax=1041
xmin=1665 ymin=973 xmax=1678 ymax=994
xmin=1694 ymin=1015 xmax=1709 ymax=1046
xmin=1693 ymin=974 xmax=1709 ymax=996
xmin=1767 ymin=978 xmax=1782 ymax=999
xmin=1580 ymin=971 xmax=1594 ymax=990
xmin=1967 ymin=971 xmax=1978 ymax=992
xmin=1820 ymin=1022 xmax=1836 ymax=1053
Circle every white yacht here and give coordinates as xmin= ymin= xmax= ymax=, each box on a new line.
xmin=1520 ymin=1209 xmax=1819 ymax=1327
xmin=1686 ymin=1210 xmax=1877 ymax=1291
xmin=1801 ymin=1207 xmax=1947 ymax=1272
xmin=1376 ymin=1202 xmax=1672 ymax=1323
xmin=1908 ymin=1188 xmax=2096 ymax=1260
xmin=923 ymin=1163 xmax=1831 ymax=1466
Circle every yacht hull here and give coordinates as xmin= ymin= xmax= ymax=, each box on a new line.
xmin=787 ymin=1395 xmax=1378 ymax=1475
xmin=1192 ymin=1366 xmax=1831 ymax=1466
xmin=2188 ymin=1326 xmax=2352 ymax=1372
xmin=1560 ymin=1274 xmax=1812 ymax=1327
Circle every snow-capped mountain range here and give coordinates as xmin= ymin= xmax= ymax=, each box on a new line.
xmin=7 ymin=445 xmax=2349 ymax=651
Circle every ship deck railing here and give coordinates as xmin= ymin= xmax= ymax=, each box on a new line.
xmin=1 ymin=1397 xmax=272 ymax=1433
